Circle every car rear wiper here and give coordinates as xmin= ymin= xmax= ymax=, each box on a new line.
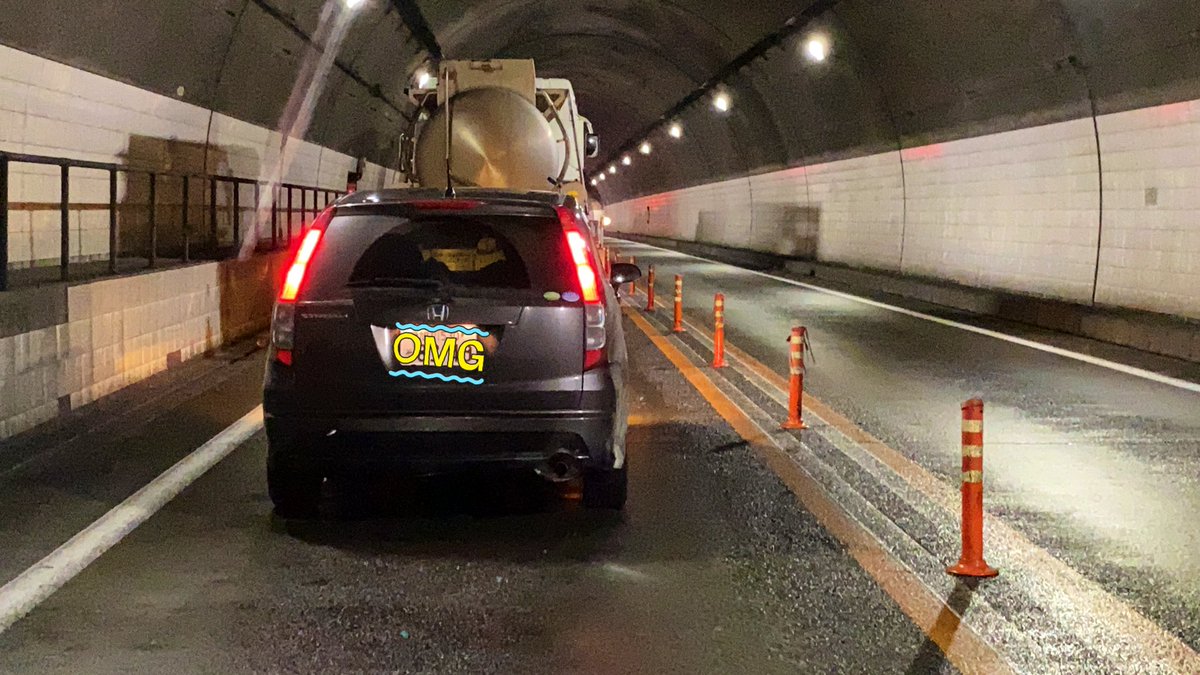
xmin=346 ymin=276 xmax=444 ymax=289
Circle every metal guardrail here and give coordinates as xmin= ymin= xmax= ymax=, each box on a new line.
xmin=0 ymin=151 xmax=346 ymax=291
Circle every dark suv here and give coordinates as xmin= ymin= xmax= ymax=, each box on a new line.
xmin=263 ymin=189 xmax=639 ymax=516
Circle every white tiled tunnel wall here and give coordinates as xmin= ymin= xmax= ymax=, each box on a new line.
xmin=804 ymin=152 xmax=904 ymax=269
xmin=1095 ymin=101 xmax=1200 ymax=318
xmin=608 ymin=97 xmax=1200 ymax=320
xmin=607 ymin=177 xmax=754 ymax=246
xmin=65 ymin=264 xmax=221 ymax=407
xmin=2 ymin=43 xmax=382 ymax=267
xmin=0 ymin=263 xmax=221 ymax=439
xmin=359 ymin=161 xmax=405 ymax=190
xmin=900 ymin=118 xmax=1100 ymax=303
xmin=6 ymin=165 xmax=122 ymax=266
xmin=607 ymin=154 xmax=906 ymax=268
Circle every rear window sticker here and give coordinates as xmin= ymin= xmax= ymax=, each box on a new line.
xmin=562 ymin=291 xmax=580 ymax=302
xmin=543 ymin=291 xmax=562 ymax=301
xmin=419 ymin=237 xmax=507 ymax=272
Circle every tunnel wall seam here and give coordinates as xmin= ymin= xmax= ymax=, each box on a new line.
xmin=607 ymin=96 xmax=1200 ymax=320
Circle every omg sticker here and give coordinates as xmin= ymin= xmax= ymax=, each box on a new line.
xmin=381 ymin=324 xmax=493 ymax=385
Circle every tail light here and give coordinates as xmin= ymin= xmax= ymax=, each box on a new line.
xmin=272 ymin=209 xmax=332 ymax=365
xmin=558 ymin=206 xmax=606 ymax=370
xmin=279 ymin=227 xmax=323 ymax=302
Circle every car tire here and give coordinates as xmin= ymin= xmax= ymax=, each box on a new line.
xmin=267 ymin=456 xmax=323 ymax=518
xmin=583 ymin=464 xmax=627 ymax=510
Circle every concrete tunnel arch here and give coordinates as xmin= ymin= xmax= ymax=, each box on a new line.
xmin=1 ymin=0 xmax=1198 ymax=316
xmin=4 ymin=1 xmax=1196 ymax=193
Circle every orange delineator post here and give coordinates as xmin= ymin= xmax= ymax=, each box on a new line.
xmin=627 ymin=256 xmax=636 ymax=295
xmin=672 ymin=275 xmax=685 ymax=333
xmin=712 ymin=293 xmax=728 ymax=368
xmin=781 ymin=326 xmax=808 ymax=430
xmin=947 ymin=398 xmax=998 ymax=578
xmin=645 ymin=265 xmax=656 ymax=311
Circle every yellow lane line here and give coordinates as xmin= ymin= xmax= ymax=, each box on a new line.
xmin=625 ymin=270 xmax=1200 ymax=672
xmin=624 ymin=307 xmax=1013 ymax=675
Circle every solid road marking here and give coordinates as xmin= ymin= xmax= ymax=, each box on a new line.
xmin=615 ymin=238 xmax=1200 ymax=395
xmin=0 ymin=406 xmax=264 ymax=635
xmin=624 ymin=307 xmax=1014 ymax=674
xmin=629 ymin=280 xmax=1200 ymax=672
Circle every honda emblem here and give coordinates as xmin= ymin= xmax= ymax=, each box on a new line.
xmin=427 ymin=304 xmax=450 ymax=323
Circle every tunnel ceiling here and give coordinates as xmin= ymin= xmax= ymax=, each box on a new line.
xmin=2 ymin=1 xmax=1198 ymax=200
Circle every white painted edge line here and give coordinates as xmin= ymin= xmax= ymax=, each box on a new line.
xmin=614 ymin=237 xmax=1200 ymax=395
xmin=0 ymin=405 xmax=265 ymax=634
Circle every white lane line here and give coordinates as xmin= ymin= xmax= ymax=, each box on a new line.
xmin=0 ymin=405 xmax=264 ymax=634
xmin=614 ymin=238 xmax=1200 ymax=395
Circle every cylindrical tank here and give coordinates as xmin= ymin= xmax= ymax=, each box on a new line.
xmin=415 ymin=87 xmax=562 ymax=191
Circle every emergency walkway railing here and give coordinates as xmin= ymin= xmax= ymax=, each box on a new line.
xmin=0 ymin=150 xmax=346 ymax=291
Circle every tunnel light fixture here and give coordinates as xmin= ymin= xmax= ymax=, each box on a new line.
xmin=608 ymin=165 xmax=617 ymax=174
xmin=590 ymin=178 xmax=598 ymax=186
xmin=713 ymin=92 xmax=731 ymax=112
xmin=668 ymin=122 xmax=683 ymax=139
xmin=639 ymin=141 xmax=652 ymax=155
xmin=621 ymin=155 xmax=632 ymax=166
xmin=598 ymin=173 xmax=606 ymax=181
xmin=804 ymin=34 xmax=830 ymax=62
xmin=602 ymin=216 xmax=612 ymax=227
xmin=343 ymin=0 xmax=366 ymax=9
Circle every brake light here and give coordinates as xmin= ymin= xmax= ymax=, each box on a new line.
xmin=558 ymin=207 xmax=601 ymax=303
xmin=583 ymin=349 xmax=606 ymax=370
xmin=565 ymin=230 xmax=600 ymax=303
xmin=280 ymin=227 xmax=322 ymax=302
xmin=557 ymin=206 xmax=606 ymax=370
xmin=403 ymin=199 xmax=483 ymax=210
xmin=273 ymin=210 xmax=331 ymax=366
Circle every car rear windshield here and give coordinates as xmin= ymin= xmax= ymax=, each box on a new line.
xmin=301 ymin=211 xmax=582 ymax=300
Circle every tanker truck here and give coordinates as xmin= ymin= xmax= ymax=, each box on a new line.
xmin=399 ymin=59 xmax=600 ymax=229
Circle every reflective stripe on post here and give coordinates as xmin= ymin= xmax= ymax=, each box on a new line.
xmin=712 ymin=293 xmax=727 ymax=368
xmin=672 ymin=275 xmax=684 ymax=333
xmin=781 ymin=326 xmax=808 ymax=430
xmin=645 ymin=265 xmax=656 ymax=312
xmin=947 ymin=398 xmax=998 ymax=578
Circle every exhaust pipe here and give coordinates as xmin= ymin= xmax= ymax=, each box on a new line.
xmin=536 ymin=450 xmax=581 ymax=483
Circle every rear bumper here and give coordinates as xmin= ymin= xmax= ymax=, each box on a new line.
xmin=264 ymin=409 xmax=618 ymax=473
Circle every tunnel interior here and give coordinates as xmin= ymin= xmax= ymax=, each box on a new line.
xmin=4 ymin=3 xmax=1200 ymax=670
xmin=3 ymin=0 xmax=1197 ymax=203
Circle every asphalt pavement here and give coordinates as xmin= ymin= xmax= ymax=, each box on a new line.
xmin=2 ymin=238 xmax=1198 ymax=672
xmin=0 ymin=327 xmax=949 ymax=673
xmin=612 ymin=239 xmax=1200 ymax=652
